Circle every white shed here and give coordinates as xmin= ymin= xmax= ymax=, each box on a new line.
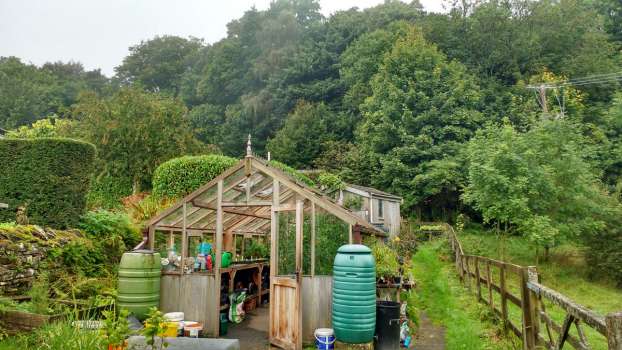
xmin=334 ymin=184 xmax=402 ymax=236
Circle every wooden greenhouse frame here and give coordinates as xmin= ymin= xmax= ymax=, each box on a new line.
xmin=145 ymin=142 xmax=384 ymax=349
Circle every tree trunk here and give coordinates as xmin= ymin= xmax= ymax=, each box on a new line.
xmin=544 ymin=246 xmax=550 ymax=262
xmin=132 ymin=178 xmax=141 ymax=195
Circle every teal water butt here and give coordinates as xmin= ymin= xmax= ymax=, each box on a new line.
xmin=332 ymin=244 xmax=376 ymax=344
xmin=118 ymin=250 xmax=161 ymax=320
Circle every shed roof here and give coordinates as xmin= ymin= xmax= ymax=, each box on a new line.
xmin=147 ymin=156 xmax=385 ymax=236
xmin=345 ymin=183 xmax=402 ymax=201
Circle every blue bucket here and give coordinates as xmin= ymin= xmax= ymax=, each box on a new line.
xmin=315 ymin=328 xmax=335 ymax=350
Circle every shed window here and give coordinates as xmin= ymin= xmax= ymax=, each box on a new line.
xmin=377 ymin=199 xmax=383 ymax=219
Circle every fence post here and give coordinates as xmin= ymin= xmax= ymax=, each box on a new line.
xmin=500 ymin=264 xmax=508 ymax=333
xmin=607 ymin=312 xmax=622 ymax=350
xmin=475 ymin=256 xmax=482 ymax=301
xmin=520 ymin=266 xmax=538 ymax=350
xmin=527 ymin=267 xmax=540 ymax=348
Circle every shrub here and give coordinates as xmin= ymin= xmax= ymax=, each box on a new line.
xmin=86 ymin=175 xmax=133 ymax=209
xmin=0 ymin=138 xmax=96 ymax=228
xmin=317 ymin=171 xmax=345 ymax=192
xmin=152 ymin=154 xmax=238 ymax=199
xmin=370 ymin=241 xmax=400 ymax=279
xmin=79 ymin=209 xmax=141 ymax=252
xmin=584 ymin=221 xmax=622 ymax=287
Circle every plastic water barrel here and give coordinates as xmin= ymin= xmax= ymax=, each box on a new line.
xmin=332 ymin=244 xmax=376 ymax=343
xmin=117 ymin=250 xmax=161 ymax=320
xmin=315 ymin=328 xmax=336 ymax=350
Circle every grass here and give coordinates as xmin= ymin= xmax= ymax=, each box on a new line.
xmin=451 ymin=227 xmax=622 ymax=350
xmin=410 ymin=241 xmax=518 ymax=350
xmin=0 ymin=316 xmax=106 ymax=350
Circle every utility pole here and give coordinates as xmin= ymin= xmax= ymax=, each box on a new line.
xmin=538 ymin=84 xmax=548 ymax=115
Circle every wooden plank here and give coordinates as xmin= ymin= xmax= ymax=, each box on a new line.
xmin=148 ymin=225 xmax=155 ymax=251
xmin=528 ymin=282 xmax=607 ymax=335
xmin=539 ymin=312 xmax=589 ymax=350
xmin=607 ymin=312 xmax=622 ymax=350
xmin=302 ymin=276 xmax=332 ymax=343
xmin=222 ymin=200 xmax=272 ymax=207
xmin=192 ymin=201 xmax=270 ymax=219
xmin=348 ymin=224 xmax=353 ymax=244
xmin=0 ymin=203 xmax=8 ymax=209
xmin=556 ymin=314 xmax=575 ymax=350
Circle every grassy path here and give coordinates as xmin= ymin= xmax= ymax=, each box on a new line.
xmin=409 ymin=241 xmax=518 ymax=350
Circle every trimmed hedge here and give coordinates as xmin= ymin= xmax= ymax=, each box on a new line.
xmin=0 ymin=138 xmax=96 ymax=228
xmin=152 ymin=154 xmax=238 ymax=199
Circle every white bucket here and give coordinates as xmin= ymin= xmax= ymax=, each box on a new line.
xmin=314 ymin=328 xmax=335 ymax=350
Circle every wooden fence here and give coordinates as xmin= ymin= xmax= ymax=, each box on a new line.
xmin=443 ymin=224 xmax=622 ymax=350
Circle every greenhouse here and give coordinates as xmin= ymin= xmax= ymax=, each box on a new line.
xmin=142 ymin=142 xmax=385 ymax=349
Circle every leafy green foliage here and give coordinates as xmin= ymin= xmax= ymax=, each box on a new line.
xmin=463 ymin=120 xmax=612 ymax=250
xmin=116 ymin=35 xmax=204 ymax=96
xmin=79 ymin=209 xmax=141 ymax=251
xmin=354 ymin=25 xmax=482 ymax=213
xmin=244 ymin=239 xmax=269 ymax=259
xmin=142 ymin=307 xmax=169 ymax=350
xmin=152 ymin=154 xmax=238 ymax=199
xmin=72 ymin=88 xmax=206 ymax=194
xmin=267 ymin=102 xmax=338 ymax=169
xmin=317 ymin=172 xmax=345 ymax=192
xmin=370 ymin=241 xmax=399 ymax=279
xmin=101 ymin=308 xmax=131 ymax=347
xmin=0 ymin=138 xmax=96 ymax=228
xmin=5 ymin=116 xmax=75 ymax=139
xmin=267 ymin=160 xmax=315 ymax=187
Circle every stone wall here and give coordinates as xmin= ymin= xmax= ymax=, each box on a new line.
xmin=0 ymin=225 xmax=79 ymax=295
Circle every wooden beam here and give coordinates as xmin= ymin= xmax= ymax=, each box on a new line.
xmin=252 ymin=159 xmax=383 ymax=234
xmin=274 ymin=204 xmax=297 ymax=212
xmin=269 ymin=179 xmax=279 ymax=343
xmin=0 ymin=203 xmax=8 ymax=209
xmin=192 ymin=200 xmax=270 ymax=219
xmin=310 ymin=202 xmax=316 ymax=277
xmin=222 ymin=200 xmax=272 ymax=207
xmin=148 ymin=226 xmax=155 ymax=251
xmin=214 ymin=179 xmax=224 ymax=338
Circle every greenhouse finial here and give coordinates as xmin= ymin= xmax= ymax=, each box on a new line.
xmin=246 ymin=134 xmax=252 ymax=157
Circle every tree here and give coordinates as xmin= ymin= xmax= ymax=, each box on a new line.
xmin=267 ymin=101 xmax=335 ymax=168
xmin=355 ymin=26 xmax=482 ymax=216
xmin=0 ymin=57 xmax=62 ymax=128
xmin=463 ymin=120 xmax=609 ymax=259
xmin=115 ymin=36 xmax=204 ymax=96
xmin=72 ymin=88 xmax=205 ymax=193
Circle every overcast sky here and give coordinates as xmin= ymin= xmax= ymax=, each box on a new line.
xmin=0 ymin=0 xmax=446 ymax=77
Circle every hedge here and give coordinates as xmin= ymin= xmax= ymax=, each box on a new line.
xmin=152 ymin=154 xmax=238 ymax=199
xmin=0 ymin=138 xmax=96 ymax=228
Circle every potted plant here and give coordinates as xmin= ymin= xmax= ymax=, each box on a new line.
xmin=101 ymin=309 xmax=130 ymax=350
xmin=143 ymin=307 xmax=169 ymax=350
xmin=371 ymin=242 xmax=400 ymax=283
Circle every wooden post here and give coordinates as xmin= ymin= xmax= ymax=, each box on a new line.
xmin=310 ymin=202 xmax=316 ymax=277
xmin=527 ymin=267 xmax=540 ymax=348
xmin=148 ymin=225 xmax=155 ymax=251
xmin=269 ymin=180 xmax=279 ymax=341
xmin=520 ymin=266 xmax=537 ymax=349
xmin=464 ymin=256 xmax=471 ymax=290
xmin=181 ymin=202 xmax=188 ymax=270
xmin=487 ymin=261 xmax=494 ymax=313
xmin=500 ymin=264 xmax=508 ymax=332
xmin=214 ymin=180 xmax=224 ymax=337
xmin=607 ymin=312 xmax=622 ymax=350
xmin=348 ymin=224 xmax=353 ymax=244
xmin=475 ymin=257 xmax=482 ymax=301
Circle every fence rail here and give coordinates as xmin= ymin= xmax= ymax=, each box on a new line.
xmin=442 ymin=223 xmax=622 ymax=350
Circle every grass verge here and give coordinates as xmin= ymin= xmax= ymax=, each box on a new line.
xmin=410 ymin=240 xmax=519 ymax=350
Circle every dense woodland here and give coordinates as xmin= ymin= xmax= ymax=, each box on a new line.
xmin=2 ymin=0 xmax=622 ymax=283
